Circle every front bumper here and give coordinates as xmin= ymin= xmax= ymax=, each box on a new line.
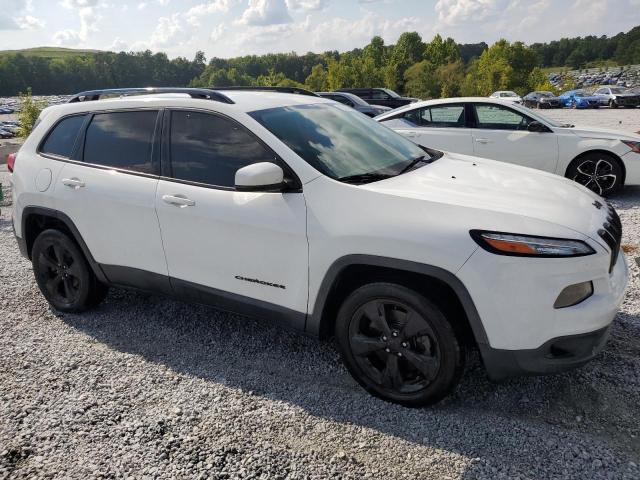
xmin=458 ymin=238 xmax=628 ymax=379
xmin=480 ymin=325 xmax=612 ymax=380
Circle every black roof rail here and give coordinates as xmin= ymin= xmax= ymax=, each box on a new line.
xmin=211 ymin=86 xmax=320 ymax=97
xmin=67 ymin=87 xmax=235 ymax=104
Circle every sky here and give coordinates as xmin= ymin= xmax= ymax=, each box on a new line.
xmin=0 ymin=0 xmax=639 ymax=59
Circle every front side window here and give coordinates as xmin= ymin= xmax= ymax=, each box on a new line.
xmin=331 ymin=95 xmax=354 ymax=107
xmin=41 ymin=115 xmax=86 ymax=158
xmin=250 ymin=103 xmax=427 ymax=181
xmin=83 ymin=110 xmax=158 ymax=174
xmin=474 ymin=104 xmax=533 ymax=131
xmin=169 ymin=110 xmax=276 ymax=188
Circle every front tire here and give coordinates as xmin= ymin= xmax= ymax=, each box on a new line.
xmin=609 ymin=99 xmax=618 ymax=109
xmin=32 ymin=229 xmax=108 ymax=312
xmin=566 ymin=152 xmax=623 ymax=196
xmin=335 ymin=283 xmax=464 ymax=407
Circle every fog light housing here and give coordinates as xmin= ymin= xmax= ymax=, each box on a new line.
xmin=554 ymin=281 xmax=594 ymax=309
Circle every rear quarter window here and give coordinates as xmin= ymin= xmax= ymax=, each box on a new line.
xmin=40 ymin=115 xmax=86 ymax=158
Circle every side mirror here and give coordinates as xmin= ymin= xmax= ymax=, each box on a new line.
xmin=527 ymin=121 xmax=549 ymax=133
xmin=235 ymin=162 xmax=285 ymax=192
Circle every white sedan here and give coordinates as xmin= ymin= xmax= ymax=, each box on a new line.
xmin=375 ymin=97 xmax=640 ymax=195
xmin=490 ymin=91 xmax=522 ymax=104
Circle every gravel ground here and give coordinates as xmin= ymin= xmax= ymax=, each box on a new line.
xmin=541 ymin=108 xmax=640 ymax=133
xmin=1 ymin=123 xmax=640 ymax=478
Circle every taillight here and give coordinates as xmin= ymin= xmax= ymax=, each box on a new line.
xmin=7 ymin=153 xmax=16 ymax=173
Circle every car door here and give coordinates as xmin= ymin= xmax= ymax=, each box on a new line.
xmin=471 ymin=102 xmax=558 ymax=172
xmin=380 ymin=103 xmax=474 ymax=155
xmin=53 ymin=109 xmax=169 ymax=289
xmin=154 ymin=109 xmax=308 ymax=327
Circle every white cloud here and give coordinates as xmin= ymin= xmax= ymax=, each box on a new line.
xmin=157 ymin=0 xmax=170 ymax=5
xmin=108 ymin=37 xmax=128 ymax=51
xmin=210 ymin=23 xmax=227 ymax=42
xmin=285 ymin=0 xmax=329 ymax=11
xmin=185 ymin=0 xmax=239 ymax=26
xmin=237 ymin=0 xmax=292 ymax=26
xmin=149 ymin=13 xmax=190 ymax=48
xmin=0 ymin=0 xmax=44 ymax=30
xmin=54 ymin=0 xmax=101 ymax=45
xmin=138 ymin=2 xmax=148 ymax=10
xmin=435 ymin=0 xmax=498 ymax=26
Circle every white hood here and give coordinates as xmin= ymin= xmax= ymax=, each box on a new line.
xmin=363 ymin=152 xmax=609 ymax=239
xmin=565 ymin=125 xmax=640 ymax=142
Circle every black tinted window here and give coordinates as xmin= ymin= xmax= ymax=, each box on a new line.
xmin=41 ymin=115 xmax=85 ymax=157
xmin=84 ymin=111 xmax=158 ymax=174
xmin=170 ymin=111 xmax=275 ymax=187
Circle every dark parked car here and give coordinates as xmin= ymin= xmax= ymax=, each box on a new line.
xmin=336 ymin=88 xmax=418 ymax=109
xmin=522 ymin=91 xmax=562 ymax=109
xmin=316 ymin=92 xmax=391 ymax=117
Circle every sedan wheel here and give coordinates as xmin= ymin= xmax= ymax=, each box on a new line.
xmin=568 ymin=154 xmax=623 ymax=196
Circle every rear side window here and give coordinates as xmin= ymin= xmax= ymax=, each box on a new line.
xmin=41 ymin=115 xmax=86 ymax=158
xmin=169 ymin=111 xmax=276 ymax=188
xmin=406 ymin=104 xmax=465 ymax=128
xmin=83 ymin=110 xmax=158 ymax=174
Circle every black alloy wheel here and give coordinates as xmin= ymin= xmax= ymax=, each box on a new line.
xmin=567 ymin=153 xmax=623 ymax=196
xmin=32 ymin=229 xmax=107 ymax=312
xmin=336 ymin=283 xmax=464 ymax=407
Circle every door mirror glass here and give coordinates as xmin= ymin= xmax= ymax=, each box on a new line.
xmin=235 ymin=162 xmax=285 ymax=192
xmin=527 ymin=121 xmax=548 ymax=133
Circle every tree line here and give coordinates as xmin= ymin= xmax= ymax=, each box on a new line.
xmin=1 ymin=26 xmax=639 ymax=98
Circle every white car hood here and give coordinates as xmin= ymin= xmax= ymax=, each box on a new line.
xmin=565 ymin=125 xmax=640 ymax=141
xmin=363 ymin=152 xmax=608 ymax=237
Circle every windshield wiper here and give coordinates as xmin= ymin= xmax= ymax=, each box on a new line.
xmin=338 ymin=172 xmax=392 ymax=185
xmin=398 ymin=155 xmax=429 ymax=175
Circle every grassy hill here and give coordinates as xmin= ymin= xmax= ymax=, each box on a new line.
xmin=0 ymin=47 xmax=102 ymax=59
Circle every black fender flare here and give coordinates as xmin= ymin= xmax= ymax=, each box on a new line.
xmin=21 ymin=206 xmax=108 ymax=283
xmin=305 ymin=254 xmax=489 ymax=347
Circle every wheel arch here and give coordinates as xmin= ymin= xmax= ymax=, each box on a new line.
xmin=565 ymin=149 xmax=626 ymax=186
xmin=21 ymin=206 xmax=108 ymax=283
xmin=307 ymin=255 xmax=489 ymax=350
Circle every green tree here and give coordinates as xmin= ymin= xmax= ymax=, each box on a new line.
xmin=18 ymin=87 xmax=45 ymax=138
xmin=305 ymin=64 xmax=329 ymax=91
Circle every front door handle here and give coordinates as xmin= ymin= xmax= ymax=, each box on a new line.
xmin=162 ymin=194 xmax=195 ymax=207
xmin=62 ymin=178 xmax=85 ymax=189
xmin=475 ymin=138 xmax=491 ymax=144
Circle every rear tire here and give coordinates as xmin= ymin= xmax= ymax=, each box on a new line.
xmin=32 ymin=229 xmax=108 ymax=312
xmin=335 ymin=283 xmax=464 ymax=407
xmin=566 ymin=152 xmax=623 ymax=196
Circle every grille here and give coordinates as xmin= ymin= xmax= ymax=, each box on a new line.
xmin=598 ymin=204 xmax=622 ymax=273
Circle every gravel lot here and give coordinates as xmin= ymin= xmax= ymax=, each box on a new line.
xmin=1 ymin=109 xmax=640 ymax=479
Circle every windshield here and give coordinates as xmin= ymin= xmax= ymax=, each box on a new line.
xmin=574 ymin=91 xmax=587 ymax=97
xmin=500 ymin=92 xmax=518 ymax=97
xmin=250 ymin=103 xmax=427 ymax=181
xmin=610 ymin=87 xmax=626 ymax=94
xmin=539 ymin=92 xmax=553 ymax=97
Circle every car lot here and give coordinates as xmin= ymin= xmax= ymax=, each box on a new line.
xmin=0 ymin=110 xmax=639 ymax=479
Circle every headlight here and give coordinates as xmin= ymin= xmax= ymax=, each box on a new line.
xmin=470 ymin=231 xmax=596 ymax=257
xmin=622 ymin=140 xmax=640 ymax=154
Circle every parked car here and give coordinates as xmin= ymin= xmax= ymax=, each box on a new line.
xmin=336 ymin=88 xmax=418 ymax=109
xmin=522 ymin=91 xmax=562 ymax=109
xmin=316 ymin=91 xmax=391 ymax=117
xmin=0 ymin=107 xmax=15 ymax=114
xmin=11 ymin=87 xmax=628 ymax=406
xmin=559 ymin=90 xmax=600 ymax=108
xmin=0 ymin=129 xmax=13 ymax=138
xmin=593 ymin=86 xmax=640 ymax=108
xmin=489 ymin=91 xmax=522 ymax=104
xmin=375 ymin=97 xmax=640 ymax=195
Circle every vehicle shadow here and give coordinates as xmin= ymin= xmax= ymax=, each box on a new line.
xmin=55 ymin=286 xmax=640 ymax=477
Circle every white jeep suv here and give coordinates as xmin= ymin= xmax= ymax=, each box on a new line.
xmin=10 ymin=87 xmax=628 ymax=406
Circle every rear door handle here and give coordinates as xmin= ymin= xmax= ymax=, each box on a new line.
xmin=162 ymin=194 xmax=195 ymax=207
xmin=62 ymin=178 xmax=85 ymax=189
xmin=475 ymin=138 xmax=491 ymax=144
